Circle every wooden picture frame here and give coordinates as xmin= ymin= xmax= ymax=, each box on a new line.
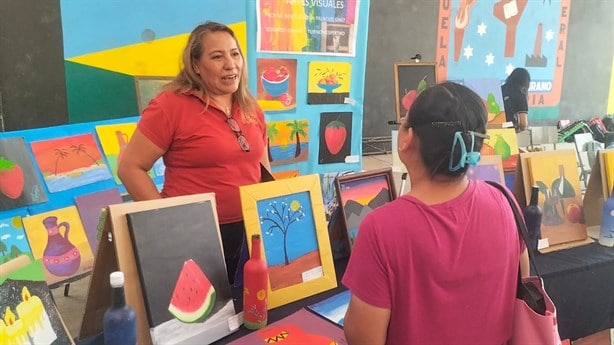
xmin=335 ymin=168 xmax=397 ymax=251
xmin=393 ymin=62 xmax=437 ymax=124
xmin=134 ymin=76 xmax=173 ymax=113
xmin=239 ymin=174 xmax=337 ymax=309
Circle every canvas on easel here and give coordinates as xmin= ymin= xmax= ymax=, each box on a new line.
xmin=125 ymin=201 xmax=235 ymax=345
xmin=514 ymin=150 xmax=590 ymax=252
xmin=467 ymin=155 xmax=505 ymax=184
xmin=79 ymin=193 xmax=238 ymax=345
xmin=584 ymin=149 xmax=614 ymax=231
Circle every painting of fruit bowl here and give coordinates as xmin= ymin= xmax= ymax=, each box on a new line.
xmin=261 ymin=66 xmax=290 ymax=97
xmin=318 ymin=83 xmax=341 ymax=93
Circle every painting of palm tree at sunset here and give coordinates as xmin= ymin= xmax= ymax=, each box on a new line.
xmin=29 ymin=134 xmax=112 ymax=193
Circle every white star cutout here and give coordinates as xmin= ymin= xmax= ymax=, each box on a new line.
xmin=545 ymin=29 xmax=554 ymax=41
xmin=485 ymin=53 xmax=495 ymax=66
xmin=477 ymin=22 xmax=487 ymax=36
xmin=463 ymin=45 xmax=474 ymax=59
xmin=505 ymin=64 xmax=515 ymax=75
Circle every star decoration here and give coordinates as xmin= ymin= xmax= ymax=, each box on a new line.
xmin=477 ymin=22 xmax=487 ymax=36
xmin=463 ymin=45 xmax=474 ymax=59
xmin=545 ymin=29 xmax=554 ymax=41
xmin=505 ymin=64 xmax=515 ymax=75
xmin=485 ymin=53 xmax=495 ymax=66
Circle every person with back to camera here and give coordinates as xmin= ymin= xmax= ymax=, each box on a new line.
xmin=117 ymin=21 xmax=270 ymax=286
xmin=342 ymin=82 xmax=530 ymax=345
xmin=501 ymin=67 xmax=531 ymax=132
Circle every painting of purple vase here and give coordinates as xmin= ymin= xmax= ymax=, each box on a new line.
xmin=41 ymin=216 xmax=81 ymax=276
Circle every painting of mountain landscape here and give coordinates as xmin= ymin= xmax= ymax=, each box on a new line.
xmin=335 ymin=168 xmax=396 ymax=250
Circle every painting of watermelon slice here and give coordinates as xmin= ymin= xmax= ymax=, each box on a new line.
xmin=168 ymin=259 xmax=216 ymax=323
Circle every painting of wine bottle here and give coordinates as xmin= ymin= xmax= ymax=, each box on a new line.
xmin=527 ymin=150 xmax=588 ymax=248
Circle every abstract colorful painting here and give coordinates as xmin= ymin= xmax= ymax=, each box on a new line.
xmin=467 ymin=155 xmax=505 ymax=184
xmin=95 ymin=123 xmax=165 ymax=184
xmin=335 ymin=168 xmax=396 ymax=250
xmin=481 ymin=128 xmax=519 ymax=171
xmin=74 ymin=188 xmax=123 ymax=256
xmin=318 ymin=112 xmax=352 ymax=164
xmin=0 ymin=279 xmax=74 ymax=344
xmin=0 ymin=137 xmax=47 ymax=211
xmin=257 ymin=0 xmax=359 ymax=56
xmin=464 ymin=78 xmax=507 ymax=125
xmin=228 ymin=308 xmax=346 ymax=345
xmin=0 ymin=216 xmax=45 ymax=284
xmin=21 ymin=206 xmax=94 ymax=286
xmin=603 ymin=150 xmax=614 ymax=198
xmin=29 ymin=133 xmax=112 ymax=193
xmin=436 ymin=0 xmax=571 ymax=120
xmin=240 ymin=175 xmax=337 ymax=309
xmin=256 ymin=58 xmax=297 ymax=111
xmin=307 ymin=290 xmax=351 ymax=327
xmin=266 ymin=119 xmax=309 ymax=167
xmin=526 ymin=150 xmax=587 ymax=247
xmin=307 ymin=61 xmax=352 ymax=104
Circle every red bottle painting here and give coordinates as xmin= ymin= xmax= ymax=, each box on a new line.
xmin=243 ymin=234 xmax=268 ymax=330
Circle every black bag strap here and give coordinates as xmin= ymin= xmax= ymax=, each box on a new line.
xmin=484 ymin=181 xmax=540 ymax=277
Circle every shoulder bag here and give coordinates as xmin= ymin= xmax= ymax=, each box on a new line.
xmin=485 ymin=181 xmax=562 ymax=345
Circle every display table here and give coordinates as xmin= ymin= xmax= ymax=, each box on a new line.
xmin=532 ymin=242 xmax=614 ymax=341
xmin=78 ymin=244 xmax=614 ymax=343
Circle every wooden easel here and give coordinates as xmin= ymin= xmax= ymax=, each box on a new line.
xmin=78 ymin=193 xmax=218 ymax=345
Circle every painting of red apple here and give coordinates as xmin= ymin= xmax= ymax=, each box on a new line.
xmin=319 ymin=112 xmax=352 ymax=164
xmin=394 ymin=63 xmax=437 ymax=123
xmin=0 ymin=137 xmax=48 ymax=211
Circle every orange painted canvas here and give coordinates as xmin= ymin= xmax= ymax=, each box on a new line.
xmin=29 ymin=133 xmax=112 ymax=193
xmin=527 ymin=151 xmax=587 ymax=247
xmin=22 ymin=206 xmax=94 ymax=286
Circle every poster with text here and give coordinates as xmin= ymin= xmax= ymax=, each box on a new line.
xmin=436 ymin=0 xmax=570 ymax=120
xmin=257 ymin=0 xmax=359 ymax=56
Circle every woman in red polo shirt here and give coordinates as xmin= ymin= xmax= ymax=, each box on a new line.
xmin=118 ymin=21 xmax=269 ymax=285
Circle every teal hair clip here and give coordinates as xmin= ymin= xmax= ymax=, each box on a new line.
xmin=449 ymin=131 xmax=489 ymax=172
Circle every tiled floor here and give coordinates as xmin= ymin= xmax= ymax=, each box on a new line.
xmin=53 ymin=154 xmax=612 ymax=344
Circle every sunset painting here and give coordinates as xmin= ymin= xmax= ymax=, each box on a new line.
xmin=29 ymin=134 xmax=112 ymax=193
xmin=335 ymin=169 xmax=396 ymax=250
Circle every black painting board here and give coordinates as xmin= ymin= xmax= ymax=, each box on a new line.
xmin=125 ymin=200 xmax=232 ymax=328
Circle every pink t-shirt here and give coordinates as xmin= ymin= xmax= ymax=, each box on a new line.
xmin=342 ymin=180 xmax=523 ymax=345
xmin=138 ymin=91 xmax=266 ymax=224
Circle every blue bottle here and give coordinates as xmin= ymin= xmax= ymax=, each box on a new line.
xmin=599 ymin=186 xmax=614 ymax=247
xmin=523 ymin=185 xmax=542 ymax=251
xmin=103 ymin=271 xmax=137 ymax=345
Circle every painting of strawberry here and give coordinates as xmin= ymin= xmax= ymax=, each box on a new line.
xmin=401 ymin=75 xmax=428 ymax=113
xmin=0 ymin=156 xmax=25 ymax=199
xmin=324 ymin=121 xmax=346 ymax=155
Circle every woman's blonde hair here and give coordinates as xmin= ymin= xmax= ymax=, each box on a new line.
xmin=165 ymin=21 xmax=257 ymax=122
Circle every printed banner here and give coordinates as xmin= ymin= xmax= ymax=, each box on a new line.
xmin=257 ymin=0 xmax=358 ymax=56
